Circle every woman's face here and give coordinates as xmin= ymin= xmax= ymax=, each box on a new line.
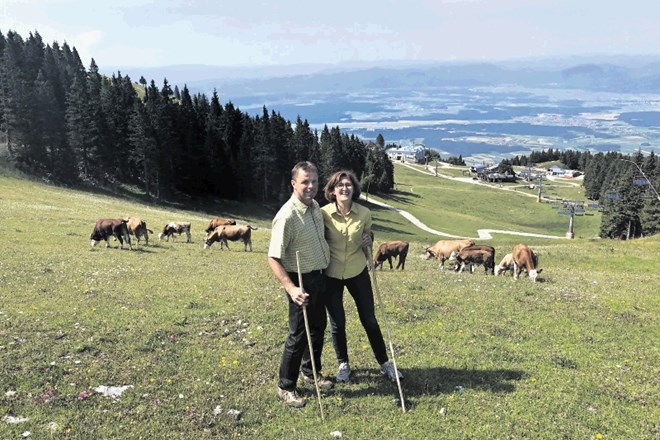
xmin=334 ymin=177 xmax=353 ymax=203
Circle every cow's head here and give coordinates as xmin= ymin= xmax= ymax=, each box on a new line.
xmin=90 ymin=230 xmax=103 ymax=247
xmin=203 ymin=230 xmax=220 ymax=249
xmin=448 ymin=250 xmax=459 ymax=261
xmin=494 ymin=266 xmax=502 ymax=276
xmin=529 ymin=268 xmax=542 ymax=282
xmin=424 ymin=246 xmax=436 ymax=260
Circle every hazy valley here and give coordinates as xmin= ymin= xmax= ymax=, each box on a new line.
xmin=110 ymin=57 xmax=660 ymax=165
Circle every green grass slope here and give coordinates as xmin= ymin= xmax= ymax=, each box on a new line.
xmin=1 ymin=168 xmax=658 ymax=439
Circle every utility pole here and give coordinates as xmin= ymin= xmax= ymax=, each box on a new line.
xmin=537 ymin=174 xmax=543 ymax=203
xmin=553 ymin=200 xmax=587 ymax=239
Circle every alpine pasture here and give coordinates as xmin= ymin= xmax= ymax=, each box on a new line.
xmin=1 ymin=162 xmax=658 ymax=439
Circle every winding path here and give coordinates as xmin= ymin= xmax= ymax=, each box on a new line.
xmin=364 ymin=162 xmax=568 ymax=240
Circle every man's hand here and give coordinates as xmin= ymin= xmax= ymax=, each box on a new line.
xmin=289 ymin=286 xmax=309 ymax=306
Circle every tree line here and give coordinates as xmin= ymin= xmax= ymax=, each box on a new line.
xmin=0 ymin=30 xmax=394 ymax=202
xmin=509 ymin=149 xmax=660 ymax=239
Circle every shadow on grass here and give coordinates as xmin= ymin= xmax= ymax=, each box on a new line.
xmin=372 ymin=189 xmax=422 ymax=206
xmin=333 ymin=366 xmax=525 ymax=401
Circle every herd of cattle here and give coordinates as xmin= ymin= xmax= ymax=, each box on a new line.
xmin=90 ymin=218 xmax=540 ymax=281
xmin=89 ymin=216 xmax=256 ymax=251
xmin=374 ymin=238 xmax=542 ymax=282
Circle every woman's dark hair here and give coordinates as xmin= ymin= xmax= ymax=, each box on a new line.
xmin=324 ymin=170 xmax=361 ymax=202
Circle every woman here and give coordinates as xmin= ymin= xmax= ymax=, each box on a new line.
xmin=321 ymin=170 xmax=403 ymax=382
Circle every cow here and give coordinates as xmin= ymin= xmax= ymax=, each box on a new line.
xmin=512 ymin=244 xmax=542 ymax=282
xmin=90 ymin=218 xmax=132 ymax=250
xmin=204 ymin=217 xmax=236 ymax=238
xmin=159 ymin=222 xmax=192 ymax=242
xmin=450 ymin=244 xmax=495 ymax=274
xmin=495 ymin=251 xmax=538 ymax=276
xmin=124 ymin=217 xmax=153 ymax=246
xmin=373 ymin=241 xmax=409 ymax=270
xmin=425 ymin=239 xmax=475 ymax=270
xmin=204 ymin=224 xmax=256 ymax=251
xmin=494 ymin=253 xmax=515 ymax=276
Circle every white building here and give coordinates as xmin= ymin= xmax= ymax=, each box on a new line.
xmin=386 ymin=144 xmax=426 ymax=163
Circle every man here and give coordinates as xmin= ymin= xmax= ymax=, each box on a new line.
xmin=268 ymin=161 xmax=333 ymax=408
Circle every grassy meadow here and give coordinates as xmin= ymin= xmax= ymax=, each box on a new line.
xmin=1 ymin=162 xmax=658 ymax=439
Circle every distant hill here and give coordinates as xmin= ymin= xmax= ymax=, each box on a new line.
xmin=102 ymin=56 xmax=660 ymax=163
xmin=104 ymin=55 xmax=660 ymax=98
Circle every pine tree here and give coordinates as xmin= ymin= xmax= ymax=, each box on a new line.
xmin=128 ymin=100 xmax=158 ymax=197
xmin=640 ymin=151 xmax=660 ymax=235
xmin=65 ymin=72 xmax=91 ymax=179
xmin=174 ymin=85 xmax=206 ymax=194
xmin=375 ymin=133 xmax=385 ymax=148
xmin=1 ymin=31 xmax=32 ymax=163
xmin=84 ymin=59 xmax=107 ymax=180
xmin=252 ymin=107 xmax=276 ymax=201
xmin=599 ymin=153 xmax=644 ymax=238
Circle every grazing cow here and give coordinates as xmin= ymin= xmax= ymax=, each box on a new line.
xmin=90 ymin=218 xmax=132 ymax=250
xmin=204 ymin=225 xmax=256 ymax=251
xmin=495 ymin=251 xmax=538 ymax=276
xmin=512 ymin=244 xmax=542 ymax=282
xmin=425 ymin=239 xmax=475 ymax=269
xmin=450 ymin=244 xmax=495 ymax=274
xmin=373 ymin=240 xmax=410 ymax=270
xmin=124 ymin=217 xmax=153 ymax=246
xmin=494 ymin=253 xmax=515 ymax=276
xmin=205 ymin=217 xmax=236 ymax=237
xmin=159 ymin=222 xmax=192 ymax=242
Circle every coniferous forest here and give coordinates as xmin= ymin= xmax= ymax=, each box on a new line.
xmin=0 ymin=30 xmax=394 ymax=202
xmin=509 ymin=148 xmax=660 ymax=239
xmin=1 ymin=30 xmax=658 ymax=239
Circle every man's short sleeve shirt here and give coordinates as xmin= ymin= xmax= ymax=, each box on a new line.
xmin=268 ymin=195 xmax=330 ymax=273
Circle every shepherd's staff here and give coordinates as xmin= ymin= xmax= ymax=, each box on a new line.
xmin=365 ymin=242 xmax=406 ymax=413
xmin=295 ymin=251 xmax=325 ymax=421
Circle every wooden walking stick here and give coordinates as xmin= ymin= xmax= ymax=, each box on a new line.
xmin=295 ymin=251 xmax=325 ymax=421
xmin=366 ymin=245 xmax=407 ymax=413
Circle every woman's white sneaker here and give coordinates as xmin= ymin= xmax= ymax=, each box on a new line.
xmin=336 ymin=362 xmax=351 ymax=382
xmin=380 ymin=361 xmax=403 ymax=381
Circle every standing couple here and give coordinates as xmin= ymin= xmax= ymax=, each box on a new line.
xmin=267 ymin=161 xmax=403 ymax=408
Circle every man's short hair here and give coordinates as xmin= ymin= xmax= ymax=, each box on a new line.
xmin=291 ymin=161 xmax=318 ymax=180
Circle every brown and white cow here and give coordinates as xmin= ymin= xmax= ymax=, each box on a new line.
xmin=425 ymin=239 xmax=475 ymax=269
xmin=90 ymin=218 xmax=132 ymax=250
xmin=495 ymin=251 xmax=538 ymax=276
xmin=204 ymin=217 xmax=236 ymax=238
xmin=450 ymin=244 xmax=495 ymax=274
xmin=512 ymin=244 xmax=542 ymax=282
xmin=494 ymin=253 xmax=515 ymax=276
xmin=373 ymin=240 xmax=409 ymax=270
xmin=159 ymin=222 xmax=192 ymax=242
xmin=124 ymin=217 xmax=153 ymax=246
xmin=204 ymin=225 xmax=256 ymax=251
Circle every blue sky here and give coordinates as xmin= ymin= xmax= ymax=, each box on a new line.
xmin=2 ymin=0 xmax=657 ymax=70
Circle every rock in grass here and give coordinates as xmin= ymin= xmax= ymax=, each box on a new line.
xmin=226 ymin=409 xmax=242 ymax=420
xmin=3 ymin=415 xmax=29 ymax=424
xmin=93 ymin=385 xmax=133 ymax=399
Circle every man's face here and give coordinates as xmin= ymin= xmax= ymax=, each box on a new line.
xmin=291 ymin=168 xmax=318 ymax=206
